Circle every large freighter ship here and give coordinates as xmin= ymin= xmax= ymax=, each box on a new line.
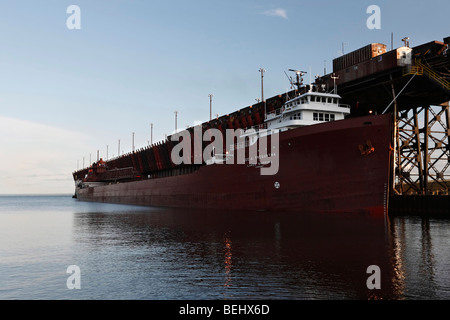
xmin=73 ymin=74 xmax=393 ymax=216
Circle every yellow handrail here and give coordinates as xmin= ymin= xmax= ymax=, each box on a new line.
xmin=415 ymin=59 xmax=450 ymax=91
xmin=403 ymin=65 xmax=423 ymax=76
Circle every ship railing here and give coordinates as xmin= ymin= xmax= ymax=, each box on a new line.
xmin=246 ymin=122 xmax=268 ymax=132
xmin=265 ymin=108 xmax=283 ymax=120
xmin=102 ymin=167 xmax=140 ymax=181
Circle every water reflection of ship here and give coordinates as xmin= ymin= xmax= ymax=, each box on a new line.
xmin=74 ymin=207 xmax=407 ymax=299
xmin=223 ymin=233 xmax=233 ymax=293
xmin=387 ymin=216 xmax=447 ymax=299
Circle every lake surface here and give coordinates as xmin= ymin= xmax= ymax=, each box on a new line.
xmin=0 ymin=195 xmax=449 ymax=300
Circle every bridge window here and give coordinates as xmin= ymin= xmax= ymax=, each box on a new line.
xmin=289 ymin=113 xmax=302 ymax=120
xmin=313 ymin=112 xmax=336 ymax=122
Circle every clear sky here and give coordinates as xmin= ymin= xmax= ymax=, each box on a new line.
xmin=0 ymin=0 xmax=449 ymax=194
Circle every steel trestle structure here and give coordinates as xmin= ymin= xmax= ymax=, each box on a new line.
xmin=393 ymin=103 xmax=450 ymax=195
xmin=317 ymin=37 xmax=450 ymax=213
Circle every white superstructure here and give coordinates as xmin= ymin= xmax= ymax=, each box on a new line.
xmin=265 ymin=89 xmax=350 ymax=131
xmin=240 ymin=86 xmax=351 ymax=145
xmin=217 ymin=81 xmax=353 ymax=163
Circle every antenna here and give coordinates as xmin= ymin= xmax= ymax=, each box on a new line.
xmin=287 ymin=69 xmax=307 ymax=91
xmin=174 ymin=111 xmax=178 ymax=132
xmin=391 ymin=32 xmax=394 ymax=50
xmin=208 ymin=94 xmax=214 ymax=121
xmin=309 ymin=66 xmax=312 ymax=86
xmin=331 ymin=73 xmax=339 ymax=94
xmin=259 ymin=68 xmax=266 ymax=102
xmin=402 ymin=37 xmax=410 ymax=47
xmin=341 ymin=42 xmax=348 ymax=55
xmin=150 ymin=123 xmax=153 ymax=145
xmin=259 ymin=68 xmax=266 ymax=117
xmin=284 ymin=71 xmax=295 ymax=89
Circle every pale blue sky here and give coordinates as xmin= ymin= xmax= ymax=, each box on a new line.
xmin=0 ymin=0 xmax=449 ymax=194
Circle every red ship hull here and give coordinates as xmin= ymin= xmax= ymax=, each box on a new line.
xmin=75 ymin=114 xmax=392 ymax=217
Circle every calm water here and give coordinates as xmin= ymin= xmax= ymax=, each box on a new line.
xmin=0 ymin=195 xmax=449 ymax=300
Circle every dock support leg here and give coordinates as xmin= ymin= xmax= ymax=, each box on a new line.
xmin=423 ymin=106 xmax=430 ymax=195
xmin=413 ymin=107 xmax=424 ymax=193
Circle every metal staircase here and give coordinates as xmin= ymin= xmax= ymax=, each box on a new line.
xmin=404 ymin=59 xmax=450 ymax=93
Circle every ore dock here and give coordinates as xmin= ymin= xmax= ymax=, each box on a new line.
xmin=317 ymin=36 xmax=450 ymax=217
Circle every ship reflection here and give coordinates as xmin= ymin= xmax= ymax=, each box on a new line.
xmin=387 ymin=216 xmax=448 ymax=300
xmin=71 ymin=205 xmax=450 ymax=299
xmin=223 ymin=233 xmax=233 ymax=292
xmin=387 ymin=217 xmax=407 ymax=298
